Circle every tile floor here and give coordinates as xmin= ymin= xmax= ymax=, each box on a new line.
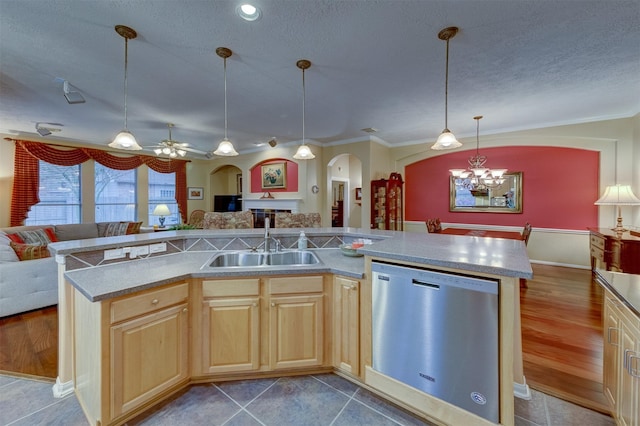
xmin=0 ymin=373 xmax=615 ymax=426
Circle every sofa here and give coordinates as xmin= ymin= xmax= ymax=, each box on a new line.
xmin=0 ymin=222 xmax=143 ymax=317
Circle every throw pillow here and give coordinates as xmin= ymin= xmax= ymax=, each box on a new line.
xmin=6 ymin=233 xmax=25 ymax=244
xmin=44 ymin=227 xmax=59 ymax=242
xmin=104 ymin=222 xmax=130 ymax=237
xmin=10 ymin=242 xmax=51 ymax=261
xmin=17 ymin=229 xmax=52 ymax=246
xmin=0 ymin=231 xmax=20 ymax=262
xmin=125 ymin=221 xmax=142 ymax=235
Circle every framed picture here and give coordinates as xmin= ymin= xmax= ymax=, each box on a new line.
xmin=355 ymin=187 xmax=362 ymax=201
xmin=187 ymin=187 xmax=204 ymax=200
xmin=261 ymin=162 xmax=286 ymax=189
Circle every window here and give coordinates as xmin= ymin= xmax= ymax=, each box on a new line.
xmin=95 ymin=163 xmax=136 ymax=222
xmin=25 ymin=162 xmax=81 ymax=225
xmin=148 ymin=169 xmax=179 ymax=227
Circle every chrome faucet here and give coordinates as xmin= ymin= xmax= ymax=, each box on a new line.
xmin=264 ymin=217 xmax=270 ymax=252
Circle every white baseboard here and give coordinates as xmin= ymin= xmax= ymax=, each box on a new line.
xmin=52 ymin=376 xmax=74 ymax=398
xmin=514 ymin=377 xmax=532 ymax=400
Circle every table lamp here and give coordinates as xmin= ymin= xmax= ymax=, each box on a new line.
xmin=594 ymin=184 xmax=640 ymax=233
xmin=152 ymin=204 xmax=171 ymax=228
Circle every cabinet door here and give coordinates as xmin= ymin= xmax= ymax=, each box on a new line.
xmin=111 ymin=303 xmax=189 ymax=418
xmin=618 ymin=319 xmax=639 ymax=426
xmin=202 ymin=297 xmax=260 ymax=373
xmin=333 ymin=276 xmax=359 ymax=376
xmin=269 ymin=294 xmax=324 ymax=370
xmin=603 ymin=296 xmax=620 ymax=410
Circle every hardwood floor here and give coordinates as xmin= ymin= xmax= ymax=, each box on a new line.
xmin=0 ymin=264 xmax=611 ymax=415
xmin=0 ymin=305 xmax=57 ymax=380
xmin=521 ymin=263 xmax=609 ymax=415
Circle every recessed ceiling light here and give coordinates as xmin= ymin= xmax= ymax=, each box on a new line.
xmin=236 ymin=4 xmax=262 ymax=22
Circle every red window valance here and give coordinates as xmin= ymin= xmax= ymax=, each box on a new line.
xmin=9 ymin=139 xmax=188 ymax=226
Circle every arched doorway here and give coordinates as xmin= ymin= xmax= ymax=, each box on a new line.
xmin=327 ymin=154 xmax=363 ymax=228
xmin=210 ymin=164 xmax=242 ymax=212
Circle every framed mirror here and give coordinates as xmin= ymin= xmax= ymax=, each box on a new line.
xmin=450 ymin=172 xmax=522 ymax=213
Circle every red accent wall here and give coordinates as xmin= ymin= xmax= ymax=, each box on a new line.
xmin=249 ymin=159 xmax=299 ymax=193
xmin=405 ymin=146 xmax=599 ymax=230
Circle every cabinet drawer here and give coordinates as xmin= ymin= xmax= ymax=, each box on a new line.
xmin=203 ymin=279 xmax=260 ymax=298
xmin=591 ymin=234 xmax=606 ymax=250
xmin=590 ymin=246 xmax=604 ymax=261
xmin=268 ymin=276 xmax=323 ymax=294
xmin=111 ymin=282 xmax=189 ymax=324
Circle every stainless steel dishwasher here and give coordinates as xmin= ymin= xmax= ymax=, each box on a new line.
xmin=371 ymin=260 xmax=499 ymax=423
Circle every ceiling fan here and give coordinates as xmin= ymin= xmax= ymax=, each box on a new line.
xmin=146 ymin=123 xmax=207 ymax=158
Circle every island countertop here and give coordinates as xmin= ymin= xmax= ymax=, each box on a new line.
xmin=595 ymin=268 xmax=640 ymax=316
xmin=53 ymin=227 xmax=533 ymax=302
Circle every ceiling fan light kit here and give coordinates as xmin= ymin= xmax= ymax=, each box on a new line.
xmin=109 ymin=25 xmax=142 ymax=151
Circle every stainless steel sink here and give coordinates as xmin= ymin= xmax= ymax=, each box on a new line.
xmin=208 ymin=251 xmax=266 ymax=267
xmin=205 ymin=250 xmax=320 ymax=268
xmin=266 ymin=250 xmax=320 ymax=266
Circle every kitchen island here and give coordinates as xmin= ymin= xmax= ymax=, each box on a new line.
xmin=50 ymin=228 xmax=532 ymax=426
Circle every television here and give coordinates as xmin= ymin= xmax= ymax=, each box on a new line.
xmin=213 ymin=195 xmax=242 ymax=212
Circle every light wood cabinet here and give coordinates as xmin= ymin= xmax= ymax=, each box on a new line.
xmin=333 ymin=276 xmax=360 ymax=376
xmin=200 ymin=279 xmax=260 ymax=374
xmin=73 ymin=281 xmax=190 ymax=425
xmin=603 ymin=288 xmax=640 ymax=426
xmin=110 ymin=302 xmax=189 ymax=418
xmin=267 ymin=276 xmax=324 ymax=370
xmin=603 ymin=296 xmax=620 ymax=410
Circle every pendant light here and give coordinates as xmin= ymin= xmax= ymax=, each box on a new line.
xmin=293 ymin=59 xmax=315 ymax=160
xmin=213 ymin=47 xmax=239 ymax=156
xmin=109 ymin=25 xmax=142 ymax=150
xmin=431 ymin=26 xmax=462 ymax=150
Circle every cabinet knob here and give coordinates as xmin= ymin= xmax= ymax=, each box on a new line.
xmin=182 ymin=308 xmax=188 ymax=313
xmin=271 ymin=302 xmax=276 ymax=307
xmin=151 ymin=299 xmax=159 ymax=305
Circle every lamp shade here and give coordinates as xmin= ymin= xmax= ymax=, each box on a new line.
xmin=213 ymin=139 xmax=239 ymax=156
xmin=595 ymin=184 xmax=640 ymax=205
xmin=431 ymin=129 xmax=462 ymax=150
xmin=152 ymin=204 xmax=171 ymax=216
xmin=109 ymin=130 xmax=142 ymax=150
xmin=293 ymin=144 xmax=315 ymax=160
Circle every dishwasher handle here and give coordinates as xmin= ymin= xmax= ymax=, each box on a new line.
xmin=412 ymin=279 xmax=440 ymax=289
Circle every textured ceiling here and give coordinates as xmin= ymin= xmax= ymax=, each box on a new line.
xmin=1 ymin=0 xmax=639 ymax=158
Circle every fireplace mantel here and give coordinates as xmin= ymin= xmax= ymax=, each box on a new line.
xmin=243 ymin=198 xmax=302 ymax=212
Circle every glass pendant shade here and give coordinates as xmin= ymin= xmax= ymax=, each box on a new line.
xmin=432 ymin=129 xmax=462 ymax=150
xmin=214 ymin=138 xmax=239 ymax=156
xmin=293 ymin=144 xmax=314 ymax=160
xmin=109 ymin=130 xmax=141 ymax=150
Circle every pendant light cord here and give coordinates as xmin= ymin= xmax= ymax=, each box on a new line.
xmin=224 ymin=56 xmax=228 ymax=140
xmin=302 ymin=67 xmax=306 ymax=144
xmin=475 ymin=116 xmax=480 ymax=156
xmin=444 ymin=38 xmax=450 ymax=130
xmin=123 ymin=37 xmax=129 ymax=130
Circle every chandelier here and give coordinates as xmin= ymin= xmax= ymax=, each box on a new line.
xmin=449 ymin=116 xmax=507 ymax=195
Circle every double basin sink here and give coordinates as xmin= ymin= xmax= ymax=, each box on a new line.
xmin=204 ymin=250 xmax=320 ymax=268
